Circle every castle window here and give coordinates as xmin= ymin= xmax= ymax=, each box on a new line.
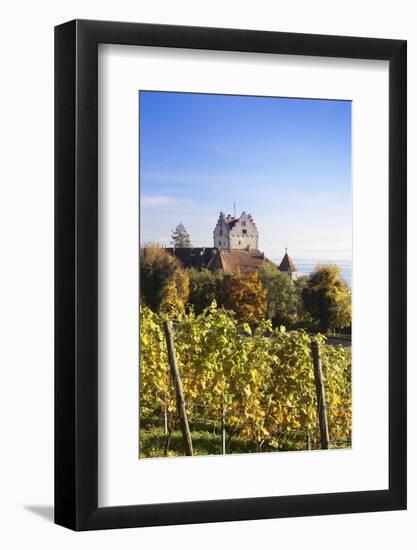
xmin=242 ymin=229 xmax=247 ymax=235
xmin=242 ymin=221 xmax=246 ymax=226
xmin=220 ymin=229 xmax=222 ymax=236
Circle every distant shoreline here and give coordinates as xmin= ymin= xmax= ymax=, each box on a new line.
xmin=272 ymin=258 xmax=352 ymax=286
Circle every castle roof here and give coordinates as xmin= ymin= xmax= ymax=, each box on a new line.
xmin=278 ymin=250 xmax=297 ymax=273
xmin=210 ymin=249 xmax=268 ymax=275
xmin=219 ymin=211 xmax=256 ymax=231
xmin=165 ymin=247 xmax=217 ymax=270
xmin=160 ymin=246 xmax=270 ymax=275
xmin=221 ymin=213 xmax=238 ymax=229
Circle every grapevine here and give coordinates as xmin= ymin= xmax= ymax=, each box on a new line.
xmin=140 ymin=303 xmax=352 ymax=456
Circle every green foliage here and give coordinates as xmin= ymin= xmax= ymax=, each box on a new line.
xmin=321 ymin=344 xmax=352 ymax=443
xmin=292 ymin=276 xmax=315 ymax=329
xmin=140 ymin=418 xmax=255 ymax=457
xmin=140 ymin=304 xmax=352 ymax=457
xmin=224 ymin=271 xmax=267 ymax=324
xmin=140 ymin=244 xmax=189 ymax=313
xmin=170 ymin=222 xmax=192 ymax=248
xmin=302 ymin=265 xmax=352 ymax=332
xmin=140 ymin=244 xmax=178 ymax=311
xmin=258 ymin=262 xmax=299 ymax=327
xmin=140 ymin=306 xmax=173 ymax=418
xmin=187 ymin=268 xmax=228 ymax=313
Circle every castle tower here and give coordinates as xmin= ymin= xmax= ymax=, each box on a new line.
xmin=278 ymin=248 xmax=298 ymax=281
xmin=213 ymin=211 xmax=259 ymax=251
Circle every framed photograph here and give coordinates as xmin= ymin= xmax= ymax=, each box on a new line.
xmin=55 ymin=20 xmax=406 ymax=531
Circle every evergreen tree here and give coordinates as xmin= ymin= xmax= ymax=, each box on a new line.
xmin=170 ymin=222 xmax=192 ymax=248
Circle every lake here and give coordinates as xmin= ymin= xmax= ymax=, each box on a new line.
xmin=272 ymin=258 xmax=352 ymax=287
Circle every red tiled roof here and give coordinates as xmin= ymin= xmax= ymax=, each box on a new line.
xmin=215 ymin=249 xmax=268 ymax=275
xmin=278 ymin=251 xmax=297 ymax=272
xmin=164 ymin=246 xmax=270 ymax=275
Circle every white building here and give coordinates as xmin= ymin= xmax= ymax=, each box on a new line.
xmin=213 ymin=211 xmax=259 ymax=251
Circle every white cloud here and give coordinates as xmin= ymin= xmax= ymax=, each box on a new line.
xmin=141 ymin=195 xmax=177 ymax=208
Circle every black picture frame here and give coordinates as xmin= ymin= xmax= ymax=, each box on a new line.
xmin=55 ymin=19 xmax=407 ymax=531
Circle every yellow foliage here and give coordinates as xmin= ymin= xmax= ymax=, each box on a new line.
xmin=225 ymin=271 xmax=267 ymax=324
xmin=160 ymin=268 xmax=190 ymax=315
xmin=140 ymin=304 xmax=352 ymax=455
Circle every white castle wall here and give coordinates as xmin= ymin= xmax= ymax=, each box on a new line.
xmin=213 ymin=211 xmax=259 ymax=250
xmin=213 ymin=214 xmax=230 ymax=250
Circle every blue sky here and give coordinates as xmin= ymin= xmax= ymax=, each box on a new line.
xmin=140 ymin=91 xmax=351 ymax=261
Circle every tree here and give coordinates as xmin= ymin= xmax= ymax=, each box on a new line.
xmin=140 ymin=244 xmax=189 ymax=313
xmin=187 ymin=268 xmax=227 ymax=313
xmin=225 ymin=270 xmax=267 ymax=324
xmin=292 ymin=276 xmax=314 ymax=329
xmin=301 ymin=265 xmax=351 ymax=332
xmin=170 ymin=222 xmax=192 ymax=248
xmin=258 ymin=262 xmax=299 ymax=327
xmin=160 ymin=268 xmax=190 ymax=315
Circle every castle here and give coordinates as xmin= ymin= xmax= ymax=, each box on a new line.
xmin=167 ymin=211 xmax=297 ymax=279
xmin=213 ymin=211 xmax=258 ymax=251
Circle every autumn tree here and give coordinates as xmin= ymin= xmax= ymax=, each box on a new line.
xmin=140 ymin=244 xmax=189 ymax=313
xmin=225 ymin=270 xmax=267 ymax=324
xmin=170 ymin=222 xmax=192 ymax=248
xmin=258 ymin=262 xmax=299 ymax=327
xmin=160 ymin=267 xmax=190 ymax=315
xmin=301 ymin=265 xmax=351 ymax=332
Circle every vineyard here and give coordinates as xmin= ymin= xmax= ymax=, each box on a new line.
xmin=139 ymin=303 xmax=352 ymax=458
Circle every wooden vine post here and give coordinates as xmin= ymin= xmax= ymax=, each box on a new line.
xmin=310 ymin=339 xmax=330 ymax=449
xmin=163 ymin=320 xmax=193 ymax=456
xmin=221 ymin=403 xmax=226 ymax=455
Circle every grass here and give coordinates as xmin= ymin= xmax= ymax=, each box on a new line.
xmin=140 ymin=416 xmax=254 ymax=458
xmin=139 ymin=415 xmax=348 ymax=458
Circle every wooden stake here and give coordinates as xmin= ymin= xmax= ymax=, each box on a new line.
xmin=163 ymin=408 xmax=168 ymax=435
xmin=163 ymin=320 xmax=193 ymax=456
xmin=221 ymin=405 xmax=226 ymax=455
xmin=311 ymin=340 xmax=330 ymax=450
